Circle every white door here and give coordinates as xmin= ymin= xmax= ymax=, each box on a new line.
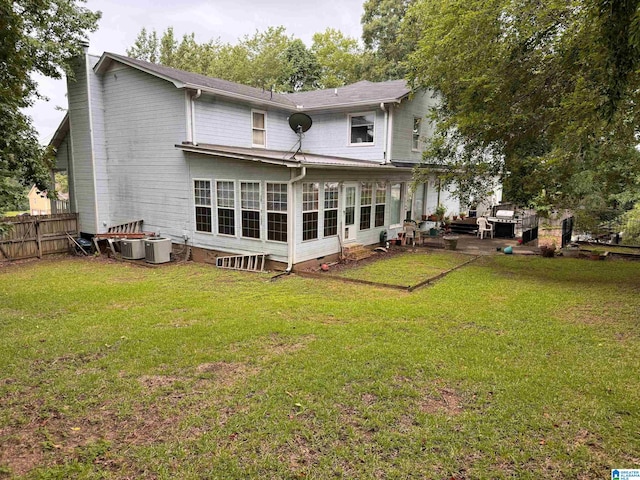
xmin=343 ymin=183 xmax=357 ymax=242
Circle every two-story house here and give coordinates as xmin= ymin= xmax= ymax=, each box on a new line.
xmin=51 ymin=46 xmax=470 ymax=269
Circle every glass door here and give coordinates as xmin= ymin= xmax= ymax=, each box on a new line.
xmin=343 ymin=183 xmax=357 ymax=242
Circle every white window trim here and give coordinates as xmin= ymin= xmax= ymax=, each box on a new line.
xmin=323 ymin=182 xmax=339 ymax=238
xmin=265 ymin=182 xmax=288 ymax=243
xmin=412 ymin=117 xmax=422 ymax=152
xmin=348 ymin=111 xmax=376 ymax=146
xmin=389 ymin=182 xmax=404 ymax=228
xmin=252 ymin=109 xmax=267 ymax=148
xmin=302 ymin=182 xmax=319 ymax=242
xmin=215 ymin=179 xmax=237 ymax=237
xmin=359 ymin=181 xmax=374 ymax=231
xmin=374 ymin=182 xmax=386 ymax=228
xmin=193 ymin=178 xmax=214 ymax=235
xmin=240 ymin=180 xmax=262 ymax=240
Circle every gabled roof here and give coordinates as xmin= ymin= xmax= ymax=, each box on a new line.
xmin=284 ymin=80 xmax=411 ymax=111
xmin=95 ymin=52 xmax=296 ymax=109
xmin=49 ymin=113 xmax=69 ymax=149
xmin=94 ymin=52 xmax=412 ymax=111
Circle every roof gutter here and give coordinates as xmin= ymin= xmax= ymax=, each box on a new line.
xmin=177 ymin=144 xmax=301 ymax=168
xmin=286 ymin=166 xmax=306 ymax=273
xmin=300 ymin=97 xmax=404 ymax=113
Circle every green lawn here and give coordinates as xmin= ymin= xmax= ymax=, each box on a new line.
xmin=332 ymin=251 xmax=474 ymax=287
xmin=1 ymin=255 xmax=639 ymax=479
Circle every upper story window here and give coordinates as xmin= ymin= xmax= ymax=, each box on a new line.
xmin=412 ymin=117 xmax=422 ymax=151
xmin=349 ymin=112 xmax=375 ymax=145
xmin=252 ymin=110 xmax=266 ymax=147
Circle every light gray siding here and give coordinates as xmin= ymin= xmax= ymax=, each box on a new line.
xmin=89 ymin=56 xmax=110 ymax=233
xmin=102 ymin=64 xmax=189 ymax=240
xmin=194 ymin=96 xmax=386 ymax=162
xmin=194 ymin=95 xmax=298 ymax=151
xmin=66 ymin=53 xmax=98 ymax=233
xmin=299 ymin=110 xmax=386 ymax=161
xmin=391 ymin=91 xmax=437 ymax=163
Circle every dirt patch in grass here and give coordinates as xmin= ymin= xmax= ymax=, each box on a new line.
xmin=420 ymin=387 xmax=464 ymax=416
xmin=253 ymin=333 xmax=316 ymax=360
xmin=195 ymin=361 xmax=259 ymax=388
xmin=279 ymin=434 xmax=320 ymax=472
xmin=138 ymin=374 xmax=187 ymax=389
xmin=0 ymin=361 xmax=259 ymax=476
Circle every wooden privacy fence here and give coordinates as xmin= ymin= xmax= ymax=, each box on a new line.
xmin=0 ymin=213 xmax=78 ymax=261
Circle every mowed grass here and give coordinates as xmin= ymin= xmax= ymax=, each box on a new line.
xmin=1 ymin=255 xmax=639 ymax=479
xmin=332 ymin=251 xmax=474 ymax=287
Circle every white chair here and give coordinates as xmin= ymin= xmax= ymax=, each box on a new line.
xmin=402 ymin=221 xmax=416 ymax=246
xmin=476 ymin=217 xmax=494 ymax=239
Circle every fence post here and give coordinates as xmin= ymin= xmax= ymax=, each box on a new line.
xmin=36 ymin=218 xmax=42 ymax=259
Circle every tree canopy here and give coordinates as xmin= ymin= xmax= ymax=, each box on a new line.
xmin=361 ymin=0 xmax=414 ymax=81
xmin=405 ymin=0 xmax=640 ymax=216
xmin=0 ymin=0 xmax=100 ymax=220
xmin=126 ymin=26 xmax=364 ymax=93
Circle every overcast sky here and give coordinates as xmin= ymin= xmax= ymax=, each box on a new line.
xmin=26 ymin=0 xmax=366 ymax=144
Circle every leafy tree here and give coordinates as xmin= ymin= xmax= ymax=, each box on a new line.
xmin=405 ymin=0 xmax=640 ymax=219
xmin=621 ymin=202 xmax=640 ymax=245
xmin=159 ymin=27 xmax=177 ymax=66
xmin=0 ymin=0 xmax=100 ymax=223
xmin=281 ymin=39 xmax=321 ymax=92
xmin=361 ymin=0 xmax=414 ymax=80
xmin=311 ymin=28 xmax=363 ymax=88
xmin=126 ymin=27 xmax=159 ymax=63
xmin=241 ymin=26 xmax=293 ymax=91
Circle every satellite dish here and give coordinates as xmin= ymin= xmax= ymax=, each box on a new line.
xmin=288 ymin=113 xmax=312 ymax=133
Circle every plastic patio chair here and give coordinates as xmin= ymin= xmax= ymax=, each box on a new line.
xmin=476 ymin=217 xmax=494 ymax=239
xmin=402 ymin=221 xmax=416 ymax=246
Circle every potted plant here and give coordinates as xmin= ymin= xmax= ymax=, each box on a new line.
xmin=459 ymin=212 xmax=466 ymax=220
xmin=435 ymin=204 xmax=446 ymax=222
xmin=589 ymin=248 xmax=605 ymax=260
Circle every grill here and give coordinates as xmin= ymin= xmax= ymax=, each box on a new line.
xmin=488 ymin=210 xmax=517 ymax=238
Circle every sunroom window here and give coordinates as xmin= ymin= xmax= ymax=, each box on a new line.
xmin=266 ymin=183 xmax=287 ymax=242
xmin=194 ymin=180 xmax=212 ymax=233
xmin=302 ymin=182 xmax=319 ymax=241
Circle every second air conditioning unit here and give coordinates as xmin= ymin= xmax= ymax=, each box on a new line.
xmin=120 ymin=239 xmax=145 ymax=260
xmin=144 ymin=237 xmax=172 ymax=264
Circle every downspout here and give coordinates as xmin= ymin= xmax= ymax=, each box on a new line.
xmin=380 ymin=102 xmax=394 ymax=164
xmin=380 ymin=103 xmax=388 ymax=162
xmin=285 ymin=166 xmax=307 ymax=273
xmin=191 ymin=89 xmax=202 ymax=145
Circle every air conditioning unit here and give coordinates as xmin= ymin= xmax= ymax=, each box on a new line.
xmin=144 ymin=237 xmax=172 ymax=264
xmin=120 ymin=239 xmax=145 ymax=259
